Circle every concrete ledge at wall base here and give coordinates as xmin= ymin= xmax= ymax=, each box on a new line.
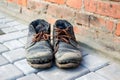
xmin=76 ymin=35 xmax=120 ymax=62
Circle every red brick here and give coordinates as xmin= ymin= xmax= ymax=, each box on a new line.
xmin=17 ymin=0 xmax=27 ymax=6
xmin=106 ymin=20 xmax=114 ymax=32
xmin=47 ymin=16 xmax=56 ymax=24
xmin=45 ymin=0 xmax=65 ymax=4
xmin=75 ymin=13 xmax=89 ymax=26
xmin=66 ymin=0 xmax=82 ymax=9
xmin=84 ymin=0 xmax=120 ymax=19
xmin=84 ymin=0 xmax=97 ymax=12
xmin=73 ymin=26 xmax=81 ymax=34
xmin=115 ymin=23 xmax=120 ymax=36
xmin=47 ymin=5 xmax=75 ymax=20
xmin=96 ymin=1 xmax=120 ymax=19
xmin=7 ymin=0 xmax=14 ymax=2
xmin=27 ymin=0 xmax=48 ymax=14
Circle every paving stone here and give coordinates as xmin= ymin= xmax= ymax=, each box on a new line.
xmin=0 ymin=29 xmax=5 ymax=35
xmin=0 ymin=18 xmax=14 ymax=28
xmin=0 ymin=15 xmax=5 ymax=19
xmin=2 ymin=48 xmax=26 ymax=63
xmin=5 ymin=21 xmax=20 ymax=27
xmin=1 ymin=27 xmax=18 ymax=33
xmin=37 ymin=65 xmax=89 ymax=80
xmin=0 ymin=55 xmax=9 ymax=66
xmin=14 ymin=59 xmax=39 ymax=75
xmin=17 ymin=73 xmax=42 ymax=80
xmin=0 ymin=43 xmax=8 ymax=53
xmin=0 ymin=31 xmax=26 ymax=43
xmin=76 ymin=72 xmax=107 ymax=80
xmin=22 ymin=29 xmax=28 ymax=35
xmin=81 ymin=55 xmax=109 ymax=71
xmin=14 ymin=24 xmax=28 ymax=31
xmin=18 ymin=37 xmax=27 ymax=45
xmin=96 ymin=63 xmax=120 ymax=80
xmin=3 ymin=18 xmax=14 ymax=24
xmin=3 ymin=40 xmax=24 ymax=50
xmin=0 ymin=64 xmax=24 ymax=80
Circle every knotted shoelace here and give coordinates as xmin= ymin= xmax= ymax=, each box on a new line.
xmin=32 ymin=31 xmax=50 ymax=42
xmin=54 ymin=27 xmax=76 ymax=53
xmin=54 ymin=27 xmax=76 ymax=44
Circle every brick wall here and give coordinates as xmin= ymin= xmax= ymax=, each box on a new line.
xmin=0 ymin=0 xmax=120 ymax=52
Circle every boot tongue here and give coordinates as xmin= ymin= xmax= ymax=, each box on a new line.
xmin=56 ymin=21 xmax=66 ymax=29
xmin=35 ymin=24 xmax=46 ymax=33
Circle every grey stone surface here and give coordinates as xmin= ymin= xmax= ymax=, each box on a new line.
xmin=0 ymin=64 xmax=24 ymax=80
xmin=14 ymin=24 xmax=28 ymax=31
xmin=1 ymin=26 xmax=18 ymax=33
xmin=18 ymin=37 xmax=27 ymax=45
xmin=3 ymin=40 xmax=24 ymax=50
xmin=2 ymin=48 xmax=26 ymax=63
xmin=37 ymin=65 xmax=89 ymax=80
xmin=96 ymin=63 xmax=120 ymax=80
xmin=5 ymin=21 xmax=20 ymax=27
xmin=76 ymin=72 xmax=107 ymax=80
xmin=81 ymin=55 xmax=109 ymax=71
xmin=0 ymin=55 xmax=9 ymax=66
xmin=17 ymin=73 xmax=42 ymax=80
xmin=0 ymin=43 xmax=8 ymax=53
xmin=0 ymin=31 xmax=26 ymax=43
xmin=22 ymin=29 xmax=28 ymax=35
xmin=14 ymin=59 xmax=39 ymax=75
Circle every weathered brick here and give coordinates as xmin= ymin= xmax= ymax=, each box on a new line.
xmin=73 ymin=26 xmax=81 ymax=34
xmin=47 ymin=16 xmax=57 ymax=25
xmin=106 ymin=20 xmax=114 ymax=32
xmin=115 ymin=22 xmax=120 ymax=36
xmin=96 ymin=63 xmax=120 ymax=80
xmin=97 ymin=1 xmax=120 ymax=19
xmin=3 ymin=40 xmax=24 ymax=50
xmin=90 ymin=16 xmax=106 ymax=28
xmin=2 ymin=48 xmax=26 ymax=63
xmin=45 ymin=0 xmax=65 ymax=4
xmin=84 ymin=0 xmax=97 ymax=13
xmin=27 ymin=0 xmax=48 ymax=16
xmin=0 ymin=44 xmax=8 ymax=53
xmin=76 ymin=72 xmax=107 ymax=80
xmin=14 ymin=59 xmax=39 ymax=74
xmin=37 ymin=66 xmax=89 ymax=80
xmin=0 ymin=55 xmax=9 ymax=66
xmin=0 ymin=64 xmax=24 ymax=80
xmin=17 ymin=73 xmax=42 ymax=80
xmin=81 ymin=55 xmax=109 ymax=71
xmin=75 ymin=13 xmax=89 ymax=26
xmin=47 ymin=4 xmax=75 ymax=20
xmin=84 ymin=0 xmax=120 ymax=18
xmin=17 ymin=0 xmax=27 ymax=7
xmin=66 ymin=0 xmax=82 ymax=9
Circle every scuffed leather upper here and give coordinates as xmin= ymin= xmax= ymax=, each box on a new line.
xmin=53 ymin=20 xmax=82 ymax=62
xmin=26 ymin=19 xmax=53 ymax=60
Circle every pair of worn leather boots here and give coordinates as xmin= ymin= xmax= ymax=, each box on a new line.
xmin=26 ymin=19 xmax=82 ymax=69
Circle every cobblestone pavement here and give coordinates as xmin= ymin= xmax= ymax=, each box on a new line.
xmin=0 ymin=12 xmax=120 ymax=80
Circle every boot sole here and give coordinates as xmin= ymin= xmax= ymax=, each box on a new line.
xmin=56 ymin=61 xmax=80 ymax=68
xmin=28 ymin=61 xmax=52 ymax=69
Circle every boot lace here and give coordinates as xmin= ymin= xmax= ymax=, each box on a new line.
xmin=54 ymin=27 xmax=76 ymax=44
xmin=32 ymin=32 xmax=50 ymax=42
